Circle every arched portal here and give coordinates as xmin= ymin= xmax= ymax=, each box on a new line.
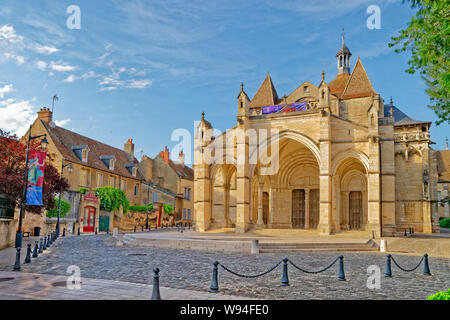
xmin=211 ymin=164 xmax=236 ymax=228
xmin=333 ymin=156 xmax=368 ymax=231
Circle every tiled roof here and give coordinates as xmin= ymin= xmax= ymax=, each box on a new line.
xmin=341 ymin=58 xmax=377 ymax=99
xmin=41 ymin=120 xmax=143 ymax=180
xmin=328 ymin=73 xmax=350 ymax=98
xmin=437 ymin=150 xmax=450 ymax=182
xmin=168 ymin=160 xmax=194 ymax=181
xmin=251 ymin=73 xmax=279 ymax=108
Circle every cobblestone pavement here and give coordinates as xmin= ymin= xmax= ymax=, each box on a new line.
xmin=2 ymin=234 xmax=449 ymax=300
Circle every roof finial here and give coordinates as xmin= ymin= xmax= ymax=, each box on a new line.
xmin=321 ymin=70 xmax=325 ymax=81
xmin=342 ymin=27 xmax=345 ymax=44
xmin=390 ymin=96 xmax=393 ymax=105
xmin=241 ymin=82 xmax=244 ymax=92
xmin=389 ymin=107 xmax=394 ymax=118
xmin=201 ymin=111 xmax=205 ymax=121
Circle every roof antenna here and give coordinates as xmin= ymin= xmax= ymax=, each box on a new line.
xmin=342 ymin=27 xmax=345 ymax=44
xmin=52 ymin=94 xmax=59 ymax=113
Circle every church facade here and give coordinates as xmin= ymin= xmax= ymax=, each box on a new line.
xmin=193 ymin=39 xmax=441 ymax=236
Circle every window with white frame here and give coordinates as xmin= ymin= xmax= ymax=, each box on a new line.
xmin=132 ymin=166 xmax=137 ymax=177
xmin=82 ymin=148 xmax=89 ymax=163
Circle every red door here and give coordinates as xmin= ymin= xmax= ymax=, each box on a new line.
xmin=83 ymin=207 xmax=96 ymax=232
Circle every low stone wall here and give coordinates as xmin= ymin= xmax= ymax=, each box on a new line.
xmin=113 ymin=210 xmax=174 ymax=232
xmin=375 ymin=237 xmax=450 ymax=258
xmin=0 ymin=218 xmax=16 ymax=249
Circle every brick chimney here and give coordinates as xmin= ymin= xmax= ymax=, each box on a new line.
xmin=178 ymin=150 xmax=185 ymax=166
xmin=158 ymin=146 xmax=170 ymax=164
xmin=124 ymin=139 xmax=135 ymax=158
xmin=37 ymin=107 xmax=53 ymax=124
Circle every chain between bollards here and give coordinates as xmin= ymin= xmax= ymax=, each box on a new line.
xmin=151 ymin=267 xmax=162 ymax=300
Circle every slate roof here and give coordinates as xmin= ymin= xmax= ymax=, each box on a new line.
xmin=41 ymin=120 xmax=143 ymax=180
xmin=383 ymin=103 xmax=431 ymax=126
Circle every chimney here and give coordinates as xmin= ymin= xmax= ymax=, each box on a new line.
xmin=124 ymin=139 xmax=135 ymax=158
xmin=178 ymin=150 xmax=185 ymax=166
xmin=37 ymin=107 xmax=53 ymax=124
xmin=158 ymin=146 xmax=170 ymax=164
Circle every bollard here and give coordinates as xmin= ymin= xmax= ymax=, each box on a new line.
xmin=42 ymin=237 xmax=47 ymax=251
xmin=39 ymin=238 xmax=43 ymax=253
xmin=13 ymin=248 xmax=21 ymax=271
xmin=404 ymin=229 xmax=407 ymax=237
xmin=134 ymin=226 xmax=136 ymax=233
xmin=209 ymin=261 xmax=219 ymax=293
xmin=24 ymin=243 xmax=32 ymax=263
xmin=251 ymin=240 xmax=259 ymax=254
xmin=385 ymin=254 xmax=392 ymax=277
xmin=177 ymin=224 xmax=179 ymax=232
xmin=142 ymin=226 xmax=144 ymax=232
xmin=189 ymin=223 xmax=191 ymax=230
xmin=95 ymin=227 xmax=98 ymax=235
xmin=32 ymin=240 xmax=39 ymax=258
xmin=78 ymin=227 xmax=80 ymax=236
xmin=423 ymin=253 xmax=431 ymax=275
xmin=281 ymin=257 xmax=290 ymax=286
xmin=412 ymin=227 xmax=414 ymax=234
xmin=48 ymin=234 xmax=52 ymax=246
xmin=63 ymin=228 xmax=66 ymax=237
xmin=181 ymin=224 xmax=184 ymax=233
xmin=107 ymin=228 xmax=109 ymax=235
xmin=338 ymin=256 xmax=346 ymax=281
xmin=151 ymin=267 xmax=162 ymax=300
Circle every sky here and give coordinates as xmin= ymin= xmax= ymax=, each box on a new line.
xmin=0 ymin=0 xmax=448 ymax=165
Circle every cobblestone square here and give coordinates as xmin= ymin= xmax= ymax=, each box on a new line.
xmin=1 ymin=234 xmax=448 ymax=300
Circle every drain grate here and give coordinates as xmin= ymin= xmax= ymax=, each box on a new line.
xmin=0 ymin=277 xmax=14 ymax=282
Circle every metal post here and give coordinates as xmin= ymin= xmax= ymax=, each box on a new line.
xmin=423 ymin=253 xmax=431 ymax=275
xmin=177 ymin=224 xmax=179 ymax=232
xmin=134 ymin=226 xmax=136 ymax=233
xmin=13 ymin=248 xmax=21 ymax=271
xmin=142 ymin=226 xmax=144 ymax=232
xmin=24 ymin=243 xmax=32 ymax=263
xmin=78 ymin=227 xmax=80 ymax=236
xmin=39 ymin=238 xmax=43 ymax=253
xmin=151 ymin=267 xmax=162 ymax=300
xmin=281 ymin=257 xmax=290 ymax=286
xmin=338 ymin=256 xmax=346 ymax=281
xmin=95 ymin=227 xmax=98 ymax=235
xmin=146 ymin=187 xmax=149 ymax=230
xmin=42 ymin=237 xmax=47 ymax=250
xmin=63 ymin=228 xmax=65 ymax=237
xmin=385 ymin=254 xmax=392 ymax=277
xmin=209 ymin=261 xmax=219 ymax=293
xmin=32 ymin=240 xmax=39 ymax=258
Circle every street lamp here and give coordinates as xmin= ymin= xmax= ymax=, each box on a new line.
xmin=15 ymin=125 xmax=48 ymax=249
xmin=56 ymin=159 xmax=72 ymax=236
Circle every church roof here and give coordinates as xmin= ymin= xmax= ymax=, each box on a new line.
xmin=328 ymin=73 xmax=350 ymax=98
xmin=437 ymin=150 xmax=450 ymax=183
xmin=251 ymin=73 xmax=279 ymax=108
xmin=336 ymin=42 xmax=351 ymax=57
xmin=341 ymin=58 xmax=377 ymax=99
xmin=383 ymin=103 xmax=431 ymax=126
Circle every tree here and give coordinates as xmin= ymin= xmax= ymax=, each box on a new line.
xmin=389 ymin=0 xmax=450 ymax=124
xmin=0 ymin=129 xmax=69 ymax=215
xmin=95 ymin=186 xmax=130 ymax=214
xmin=46 ymin=198 xmax=71 ymax=218
xmin=163 ymin=204 xmax=174 ymax=215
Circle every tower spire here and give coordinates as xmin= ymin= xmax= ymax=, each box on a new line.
xmin=336 ymin=30 xmax=352 ymax=75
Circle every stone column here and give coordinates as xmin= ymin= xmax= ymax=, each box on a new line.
xmin=343 ymin=191 xmax=350 ymax=230
xmin=257 ymin=182 xmax=264 ymax=226
xmin=304 ymin=188 xmax=310 ymax=229
xmin=193 ymin=162 xmax=211 ymax=232
xmin=236 ymin=126 xmax=250 ymax=233
xmin=224 ymin=184 xmax=231 ymax=227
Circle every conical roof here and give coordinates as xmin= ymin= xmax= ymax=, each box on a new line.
xmin=250 ymin=73 xmax=279 ymax=108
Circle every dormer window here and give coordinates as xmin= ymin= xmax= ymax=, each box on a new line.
xmin=72 ymin=145 xmax=89 ymax=163
xmin=132 ymin=166 xmax=137 ymax=177
xmin=125 ymin=163 xmax=137 ymax=177
xmin=100 ymin=156 xmax=116 ymax=171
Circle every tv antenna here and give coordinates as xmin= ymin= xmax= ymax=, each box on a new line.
xmin=52 ymin=94 xmax=59 ymax=113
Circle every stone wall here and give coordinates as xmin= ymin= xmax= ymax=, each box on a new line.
xmin=0 ymin=218 xmax=16 ymax=249
xmin=112 ymin=209 xmax=173 ymax=231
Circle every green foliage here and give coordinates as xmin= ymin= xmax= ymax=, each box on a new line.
xmin=163 ymin=204 xmax=174 ymax=215
xmin=77 ymin=187 xmax=87 ymax=195
xmin=427 ymin=289 xmax=450 ymax=300
xmin=389 ymin=0 xmax=449 ymax=124
xmin=439 ymin=218 xmax=450 ymax=228
xmin=95 ymin=186 xmax=130 ymax=214
xmin=129 ymin=204 xmax=154 ymax=212
xmin=46 ymin=197 xmax=71 ymax=218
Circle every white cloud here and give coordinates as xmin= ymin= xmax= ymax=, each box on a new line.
xmin=63 ymin=75 xmax=77 ymax=83
xmin=100 ymin=86 xmax=117 ymax=91
xmin=4 ymin=52 xmax=24 ymax=65
xmin=0 ymin=25 xmax=23 ymax=43
xmin=55 ymin=119 xmax=71 ymax=127
xmin=36 ymin=60 xmax=47 ymax=70
xmin=0 ymin=84 xmax=13 ymax=98
xmin=0 ymin=97 xmax=36 ymax=136
xmin=49 ymin=61 xmax=76 ymax=72
xmin=127 ymin=79 xmax=152 ymax=89
xmin=81 ymin=71 xmax=96 ymax=79
xmin=34 ymin=45 xmax=59 ymax=55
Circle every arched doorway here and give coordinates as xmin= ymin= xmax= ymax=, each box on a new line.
xmin=211 ymin=164 xmax=236 ymax=228
xmin=292 ymin=189 xmax=305 ymax=228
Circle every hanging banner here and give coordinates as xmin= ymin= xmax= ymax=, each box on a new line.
xmin=262 ymin=102 xmax=307 ymax=115
xmin=26 ymin=150 xmax=46 ymax=206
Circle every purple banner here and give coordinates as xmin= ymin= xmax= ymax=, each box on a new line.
xmin=261 ymin=102 xmax=307 ymax=115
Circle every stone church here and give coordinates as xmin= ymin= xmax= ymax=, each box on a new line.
xmin=193 ymin=37 xmax=440 ymax=236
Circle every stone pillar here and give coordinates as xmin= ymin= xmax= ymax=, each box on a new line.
xmin=343 ymin=191 xmax=350 ymax=230
xmin=318 ymin=108 xmax=333 ymax=235
xmin=367 ymin=135 xmax=381 ymax=236
xmin=194 ymin=163 xmax=211 ymax=232
xmin=257 ymin=182 xmax=264 ymax=226
xmin=236 ymin=127 xmax=250 ymax=233
xmin=304 ymin=188 xmax=310 ymax=229
xmin=224 ymin=185 xmax=232 ymax=227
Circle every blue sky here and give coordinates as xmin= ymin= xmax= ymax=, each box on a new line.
xmin=0 ymin=0 xmax=448 ymax=164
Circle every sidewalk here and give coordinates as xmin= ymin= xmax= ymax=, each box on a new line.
xmin=0 ymin=271 xmax=252 ymax=300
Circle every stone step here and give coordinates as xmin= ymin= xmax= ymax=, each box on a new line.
xmin=259 ymin=247 xmax=379 ymax=253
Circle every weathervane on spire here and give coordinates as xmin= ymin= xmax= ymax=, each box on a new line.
xmin=342 ymin=27 xmax=345 ymax=43
xmin=52 ymin=94 xmax=58 ymax=113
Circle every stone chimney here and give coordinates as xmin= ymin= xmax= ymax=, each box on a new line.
xmin=178 ymin=150 xmax=185 ymax=166
xmin=124 ymin=139 xmax=135 ymax=158
xmin=37 ymin=107 xmax=53 ymax=124
xmin=158 ymin=146 xmax=170 ymax=164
